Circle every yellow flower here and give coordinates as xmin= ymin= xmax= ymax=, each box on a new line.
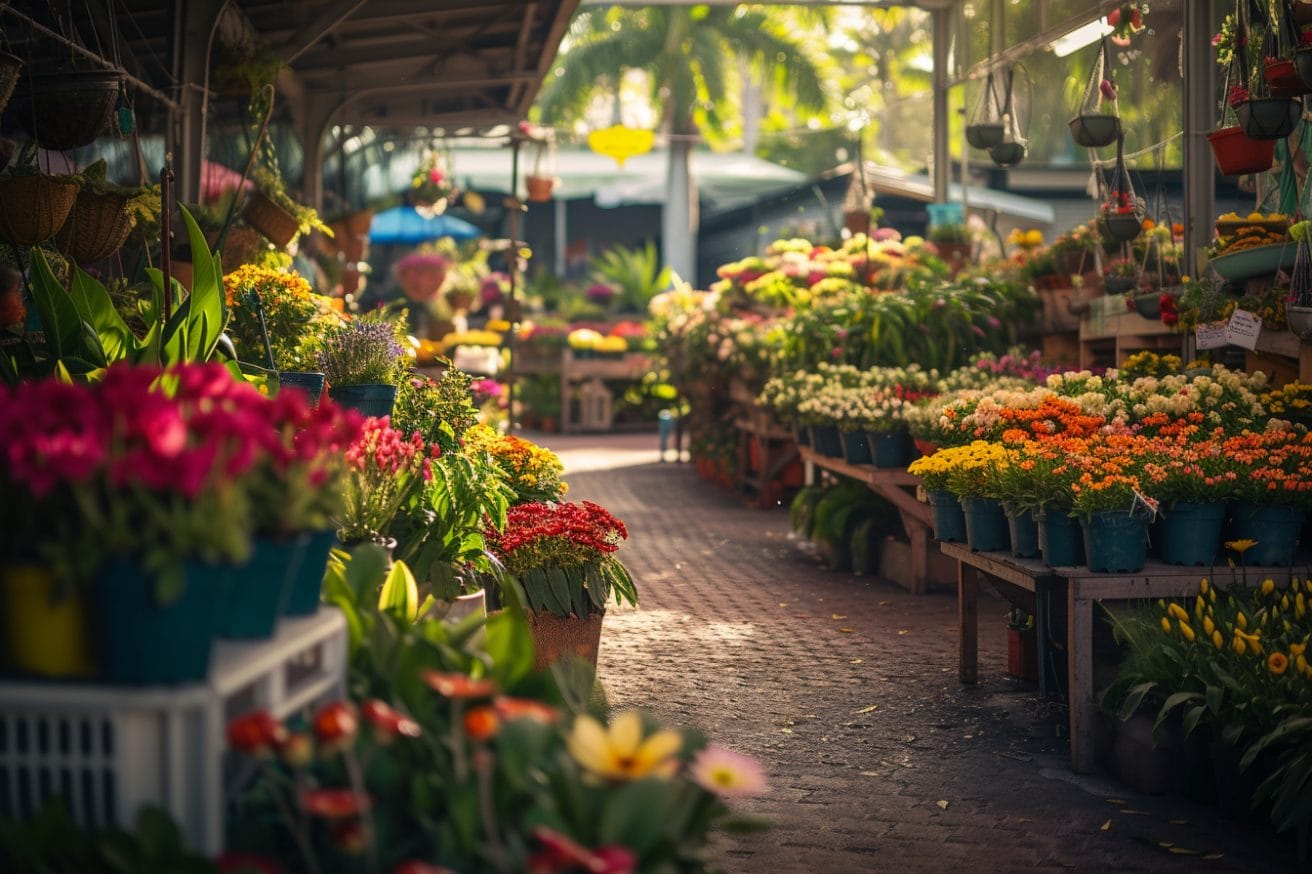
xmin=1261 ymin=579 xmax=1275 ymax=597
xmin=1178 ymin=620 xmax=1195 ymax=642
xmin=1212 ymin=630 xmax=1224 ymax=649
xmin=1269 ymin=652 xmax=1289 ymax=675
xmin=1282 ymin=595 xmax=1292 ymax=612
xmin=1237 ymin=611 xmax=1248 ymax=630
xmin=1298 ymin=593 xmax=1306 ymax=618
xmin=1203 ymin=616 xmax=1215 ymax=636
xmin=1167 ymin=603 xmax=1189 ymax=623
xmin=1225 ymin=539 xmax=1258 ymax=555
xmin=1233 ymin=636 xmax=1247 ymax=656
xmin=1160 ymin=616 xmax=1172 ymax=635
xmin=566 ymin=711 xmax=682 ymax=781
xmin=1199 ymin=578 xmax=1210 ymax=596
xmin=1292 ymin=642 xmax=1307 ymax=657
xmin=1195 ymin=595 xmax=1206 ymax=618
xmin=1298 ymin=653 xmax=1309 ymax=674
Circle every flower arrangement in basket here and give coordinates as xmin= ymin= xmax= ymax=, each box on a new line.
xmin=1097 ymin=143 xmax=1145 ymax=245
xmin=411 ymin=151 xmax=458 ymax=213
xmin=1211 ymin=3 xmax=1301 ymax=175
xmin=317 ymin=317 xmax=410 ymax=389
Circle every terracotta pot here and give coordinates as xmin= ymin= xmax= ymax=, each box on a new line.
xmin=527 ymin=610 xmax=604 ymax=670
xmin=525 ymin=175 xmax=556 ymax=202
xmin=243 ymin=190 xmax=300 ymax=247
xmin=843 ymin=209 xmax=871 ymax=235
xmin=1265 ymin=58 xmax=1309 ymax=96
xmin=1208 ymin=125 xmax=1277 ymax=176
xmin=345 ymin=210 xmax=374 ymax=236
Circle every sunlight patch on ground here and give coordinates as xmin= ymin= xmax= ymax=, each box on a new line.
xmin=604 ymin=607 xmax=760 ymax=648
xmin=519 ymin=430 xmax=671 ymax=475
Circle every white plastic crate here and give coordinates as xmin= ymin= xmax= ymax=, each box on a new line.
xmin=0 ymin=607 xmax=346 ymax=854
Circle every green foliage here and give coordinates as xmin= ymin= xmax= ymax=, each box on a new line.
xmin=393 ymin=368 xmax=480 ymax=453
xmin=0 ymin=801 xmax=215 ymax=874
xmin=589 ymin=242 xmax=671 ymax=312
xmin=6 ymin=205 xmax=229 ymax=383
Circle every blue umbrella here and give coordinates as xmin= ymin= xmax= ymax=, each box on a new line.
xmin=368 ymin=205 xmax=482 ymax=244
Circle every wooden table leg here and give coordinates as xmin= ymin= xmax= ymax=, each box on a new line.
xmin=958 ymin=561 xmax=978 ymax=684
xmin=1067 ymin=585 xmax=1096 ymax=773
xmin=1034 ymin=580 xmax=1050 ymax=698
xmin=899 ymin=509 xmax=929 ymax=595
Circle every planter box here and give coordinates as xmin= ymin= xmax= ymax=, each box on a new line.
xmin=1007 ymin=626 xmax=1038 ymax=682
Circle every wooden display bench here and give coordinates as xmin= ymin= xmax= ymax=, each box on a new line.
xmin=1245 ymin=327 xmax=1312 ymax=384
xmin=1078 ymin=295 xmax=1181 ymax=369
xmin=800 ymin=448 xmax=952 ymax=594
xmin=733 ymin=403 xmax=800 ymax=508
xmin=944 ymin=542 xmax=1312 ymax=774
xmin=559 ymin=350 xmax=653 ymax=434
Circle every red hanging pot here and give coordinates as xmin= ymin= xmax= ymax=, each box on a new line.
xmin=1265 ymin=58 xmax=1310 ymax=96
xmin=1207 ymin=125 xmax=1277 ymax=176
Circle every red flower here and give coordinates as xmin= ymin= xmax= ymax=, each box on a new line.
xmin=300 ymin=788 xmax=370 ymax=819
xmin=422 ymin=670 xmax=497 ymax=699
xmin=227 ymin=711 xmax=286 ymax=755
xmin=331 ymin=818 xmax=368 ymax=854
xmin=494 ymin=696 xmax=560 ymax=724
xmin=464 ymin=706 xmax=500 ymax=741
xmin=312 ymin=701 xmax=358 ymax=749
xmin=527 ymin=827 xmax=636 ymax=874
xmin=362 ymin=699 xmax=421 ymax=742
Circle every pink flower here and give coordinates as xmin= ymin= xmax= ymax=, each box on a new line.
xmin=689 ymin=746 xmax=767 ymax=797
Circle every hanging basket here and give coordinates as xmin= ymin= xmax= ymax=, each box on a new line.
xmin=1286 ymin=304 xmax=1312 ymax=338
xmin=243 ymin=190 xmax=300 ymax=248
xmin=525 ymin=175 xmax=556 ymax=202
xmin=1295 ymin=45 xmax=1312 ymax=89
xmin=0 ymin=174 xmax=79 ymax=247
xmin=15 ymin=71 xmax=122 ymax=151
xmin=1207 ymin=125 xmax=1277 ymax=175
xmin=1132 ymin=291 xmax=1162 ymax=320
xmin=0 ymin=50 xmax=22 ymax=118
xmin=210 ymin=226 xmax=268 ymax=269
xmin=54 ymin=190 xmax=132 ymax=264
xmin=965 ymin=123 xmax=1005 ymax=150
xmin=1235 ymin=97 xmax=1302 ymax=140
xmin=1099 ymin=212 xmax=1144 ymax=243
xmin=988 ymin=141 xmax=1027 ymax=168
xmin=1104 ymin=276 xmax=1136 ymax=295
xmin=1265 ymin=58 xmax=1310 ymax=96
xmin=1069 ymin=114 xmax=1121 ymax=148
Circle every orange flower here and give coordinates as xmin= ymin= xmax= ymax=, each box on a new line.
xmin=422 ymin=670 xmax=497 ymax=699
xmin=464 ymin=707 xmax=500 ymax=741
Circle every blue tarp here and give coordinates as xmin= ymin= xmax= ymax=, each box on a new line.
xmin=368 ymin=206 xmax=482 ymax=244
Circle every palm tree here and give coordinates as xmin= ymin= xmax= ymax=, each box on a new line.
xmin=537 ymin=6 xmax=828 ymax=283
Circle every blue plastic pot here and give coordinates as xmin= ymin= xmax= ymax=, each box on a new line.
xmin=1228 ymin=502 xmax=1307 ymax=566
xmin=216 ymin=538 xmax=298 ymax=639
xmin=1037 ymin=509 xmax=1085 ymax=567
xmin=794 ymin=426 xmax=811 ymax=448
xmin=328 ymin=382 xmax=397 ymax=418
xmin=1081 ymin=511 xmax=1150 ymax=573
xmin=927 ymin=489 xmax=967 ymax=543
xmin=1007 ymin=508 xmax=1041 ymax=558
xmin=962 ymin=496 xmax=1010 ymax=552
xmin=97 ymin=559 xmax=224 ymax=684
xmin=1157 ymin=502 xmax=1226 ymax=566
xmin=278 ymin=371 xmax=326 ymax=406
xmin=868 ymin=429 xmax=912 ymax=468
xmin=840 ymin=429 xmax=872 ymax=465
xmin=283 ymin=530 xmax=337 ymax=616
xmin=809 ymin=425 xmax=843 ymax=458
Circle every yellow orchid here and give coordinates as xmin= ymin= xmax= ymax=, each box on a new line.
xmin=566 ymin=711 xmax=682 ymax=781
xmin=1225 ymin=538 xmax=1258 ymax=555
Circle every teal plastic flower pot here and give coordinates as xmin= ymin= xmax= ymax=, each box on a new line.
xmin=808 ymin=425 xmax=843 ymax=458
xmin=1081 ymin=511 xmax=1149 ymax=573
xmin=840 ymin=429 xmax=872 ymax=465
xmin=794 ymin=426 xmax=811 ymax=448
xmin=1157 ymin=502 xmax=1226 ymax=566
xmin=216 ymin=538 xmax=298 ymax=639
xmin=1037 ymin=510 xmax=1085 ymax=567
xmin=962 ymin=496 xmax=1010 ymax=552
xmin=1006 ymin=508 xmax=1041 ymax=558
xmin=278 ymin=371 xmax=326 ymax=406
xmin=868 ymin=429 xmax=912 ymax=468
xmin=1228 ymin=503 xmax=1307 ymax=566
xmin=327 ymin=382 xmax=397 ymax=419
xmin=284 ymin=530 xmax=336 ymax=615
xmin=96 ymin=559 xmax=223 ymax=684
xmin=927 ymin=489 xmax=967 ymax=543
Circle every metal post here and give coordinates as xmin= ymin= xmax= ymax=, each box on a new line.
xmin=505 ymin=138 xmax=523 ymax=432
xmin=1182 ymin=0 xmax=1218 ymax=281
xmin=931 ymin=5 xmax=952 ymax=204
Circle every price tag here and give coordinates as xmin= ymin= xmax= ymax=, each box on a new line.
xmin=1194 ymin=321 xmax=1228 ymax=350
xmin=1224 ymin=308 xmax=1262 ymax=351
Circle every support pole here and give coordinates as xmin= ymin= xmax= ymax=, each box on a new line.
xmin=506 ymin=138 xmax=523 ymax=433
xmin=931 ymin=4 xmax=953 ymax=204
xmin=1182 ymin=0 xmax=1218 ymax=281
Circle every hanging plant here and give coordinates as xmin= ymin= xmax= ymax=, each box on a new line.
xmin=1070 ymin=39 xmax=1122 ymax=149
xmin=1096 ymin=135 xmax=1144 ymax=244
xmin=987 ymin=67 xmax=1027 ymax=168
xmin=410 ymin=150 xmax=458 ymax=215
xmin=965 ymin=71 xmax=1006 ymax=150
xmin=1230 ymin=1 xmax=1302 ymax=140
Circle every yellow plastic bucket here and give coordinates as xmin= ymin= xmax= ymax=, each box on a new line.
xmin=1 ymin=565 xmax=95 ymax=677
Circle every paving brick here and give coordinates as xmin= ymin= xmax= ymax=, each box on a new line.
xmin=533 ymin=434 xmax=1301 ymax=873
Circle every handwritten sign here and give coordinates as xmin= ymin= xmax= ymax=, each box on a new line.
xmin=1224 ymin=308 xmax=1262 ymax=351
xmin=1194 ymin=321 xmax=1227 ymax=350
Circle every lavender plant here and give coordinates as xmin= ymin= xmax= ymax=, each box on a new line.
xmin=317 ymin=317 xmax=407 ymax=387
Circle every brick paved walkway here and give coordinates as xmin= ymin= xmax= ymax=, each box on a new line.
xmin=535 ymin=433 xmax=1300 ymax=874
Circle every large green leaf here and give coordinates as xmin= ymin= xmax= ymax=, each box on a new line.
xmin=378 ymin=559 xmax=419 ymax=621
xmin=69 ymin=266 xmax=135 ymax=362
xmin=28 ymin=249 xmax=106 ymax=368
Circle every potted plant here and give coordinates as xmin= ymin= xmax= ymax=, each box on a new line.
xmin=1286 ymin=222 xmax=1312 ymax=338
xmin=243 ymin=166 xmax=326 ymax=248
xmin=13 ymin=66 xmax=122 ymax=151
xmin=522 ymin=121 xmax=558 ymax=202
xmin=410 ymin=151 xmax=457 ymax=214
xmin=965 ymin=69 xmax=1006 ymax=149
xmin=1103 ymin=255 xmax=1139 ymax=294
xmin=0 ymin=150 xmax=81 ymax=247
xmin=393 ymin=252 xmax=451 ymax=304
xmin=53 ymin=160 xmax=140 ymax=265
xmin=928 ymin=222 xmax=972 ymax=269
xmin=483 ymin=500 xmax=637 ymax=669
xmin=317 ymin=315 xmax=409 ymax=417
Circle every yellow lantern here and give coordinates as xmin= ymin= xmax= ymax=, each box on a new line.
xmin=587 ymin=125 xmax=655 ymax=168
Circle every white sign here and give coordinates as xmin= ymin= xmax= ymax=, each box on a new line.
xmin=1225 ymin=308 xmax=1263 ymax=351
xmin=1195 ymin=321 xmax=1228 ymax=350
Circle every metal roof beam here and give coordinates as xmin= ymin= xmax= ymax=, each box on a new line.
xmin=277 ymin=0 xmax=369 ymax=64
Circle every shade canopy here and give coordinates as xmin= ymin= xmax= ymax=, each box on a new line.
xmin=369 ymin=206 xmax=483 ymax=244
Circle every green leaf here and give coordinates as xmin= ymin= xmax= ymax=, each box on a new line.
xmin=1205 ymin=683 xmax=1223 ymax=716
xmin=378 ymin=559 xmax=419 ymax=621
xmin=28 ymin=249 xmax=106 ymax=367
xmin=1182 ymin=703 xmax=1206 ymax=738
xmin=597 ymin=778 xmax=679 ymax=853
xmin=344 ymin=544 xmax=390 ymax=606
xmin=546 ymin=565 xmax=574 ymax=617
xmin=68 ymin=266 xmax=135 ymax=362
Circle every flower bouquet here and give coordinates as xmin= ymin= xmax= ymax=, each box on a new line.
xmin=410 ymin=152 xmax=457 ymax=213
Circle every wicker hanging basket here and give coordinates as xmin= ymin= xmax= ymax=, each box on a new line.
xmin=209 ymin=226 xmax=268 ymax=269
xmin=0 ymin=174 xmax=80 ymax=247
xmin=0 ymin=50 xmax=22 ymax=118
xmin=15 ymin=71 xmax=122 ymax=152
xmin=55 ymin=190 xmax=132 ymax=264
xmin=243 ymin=190 xmax=300 ymax=248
